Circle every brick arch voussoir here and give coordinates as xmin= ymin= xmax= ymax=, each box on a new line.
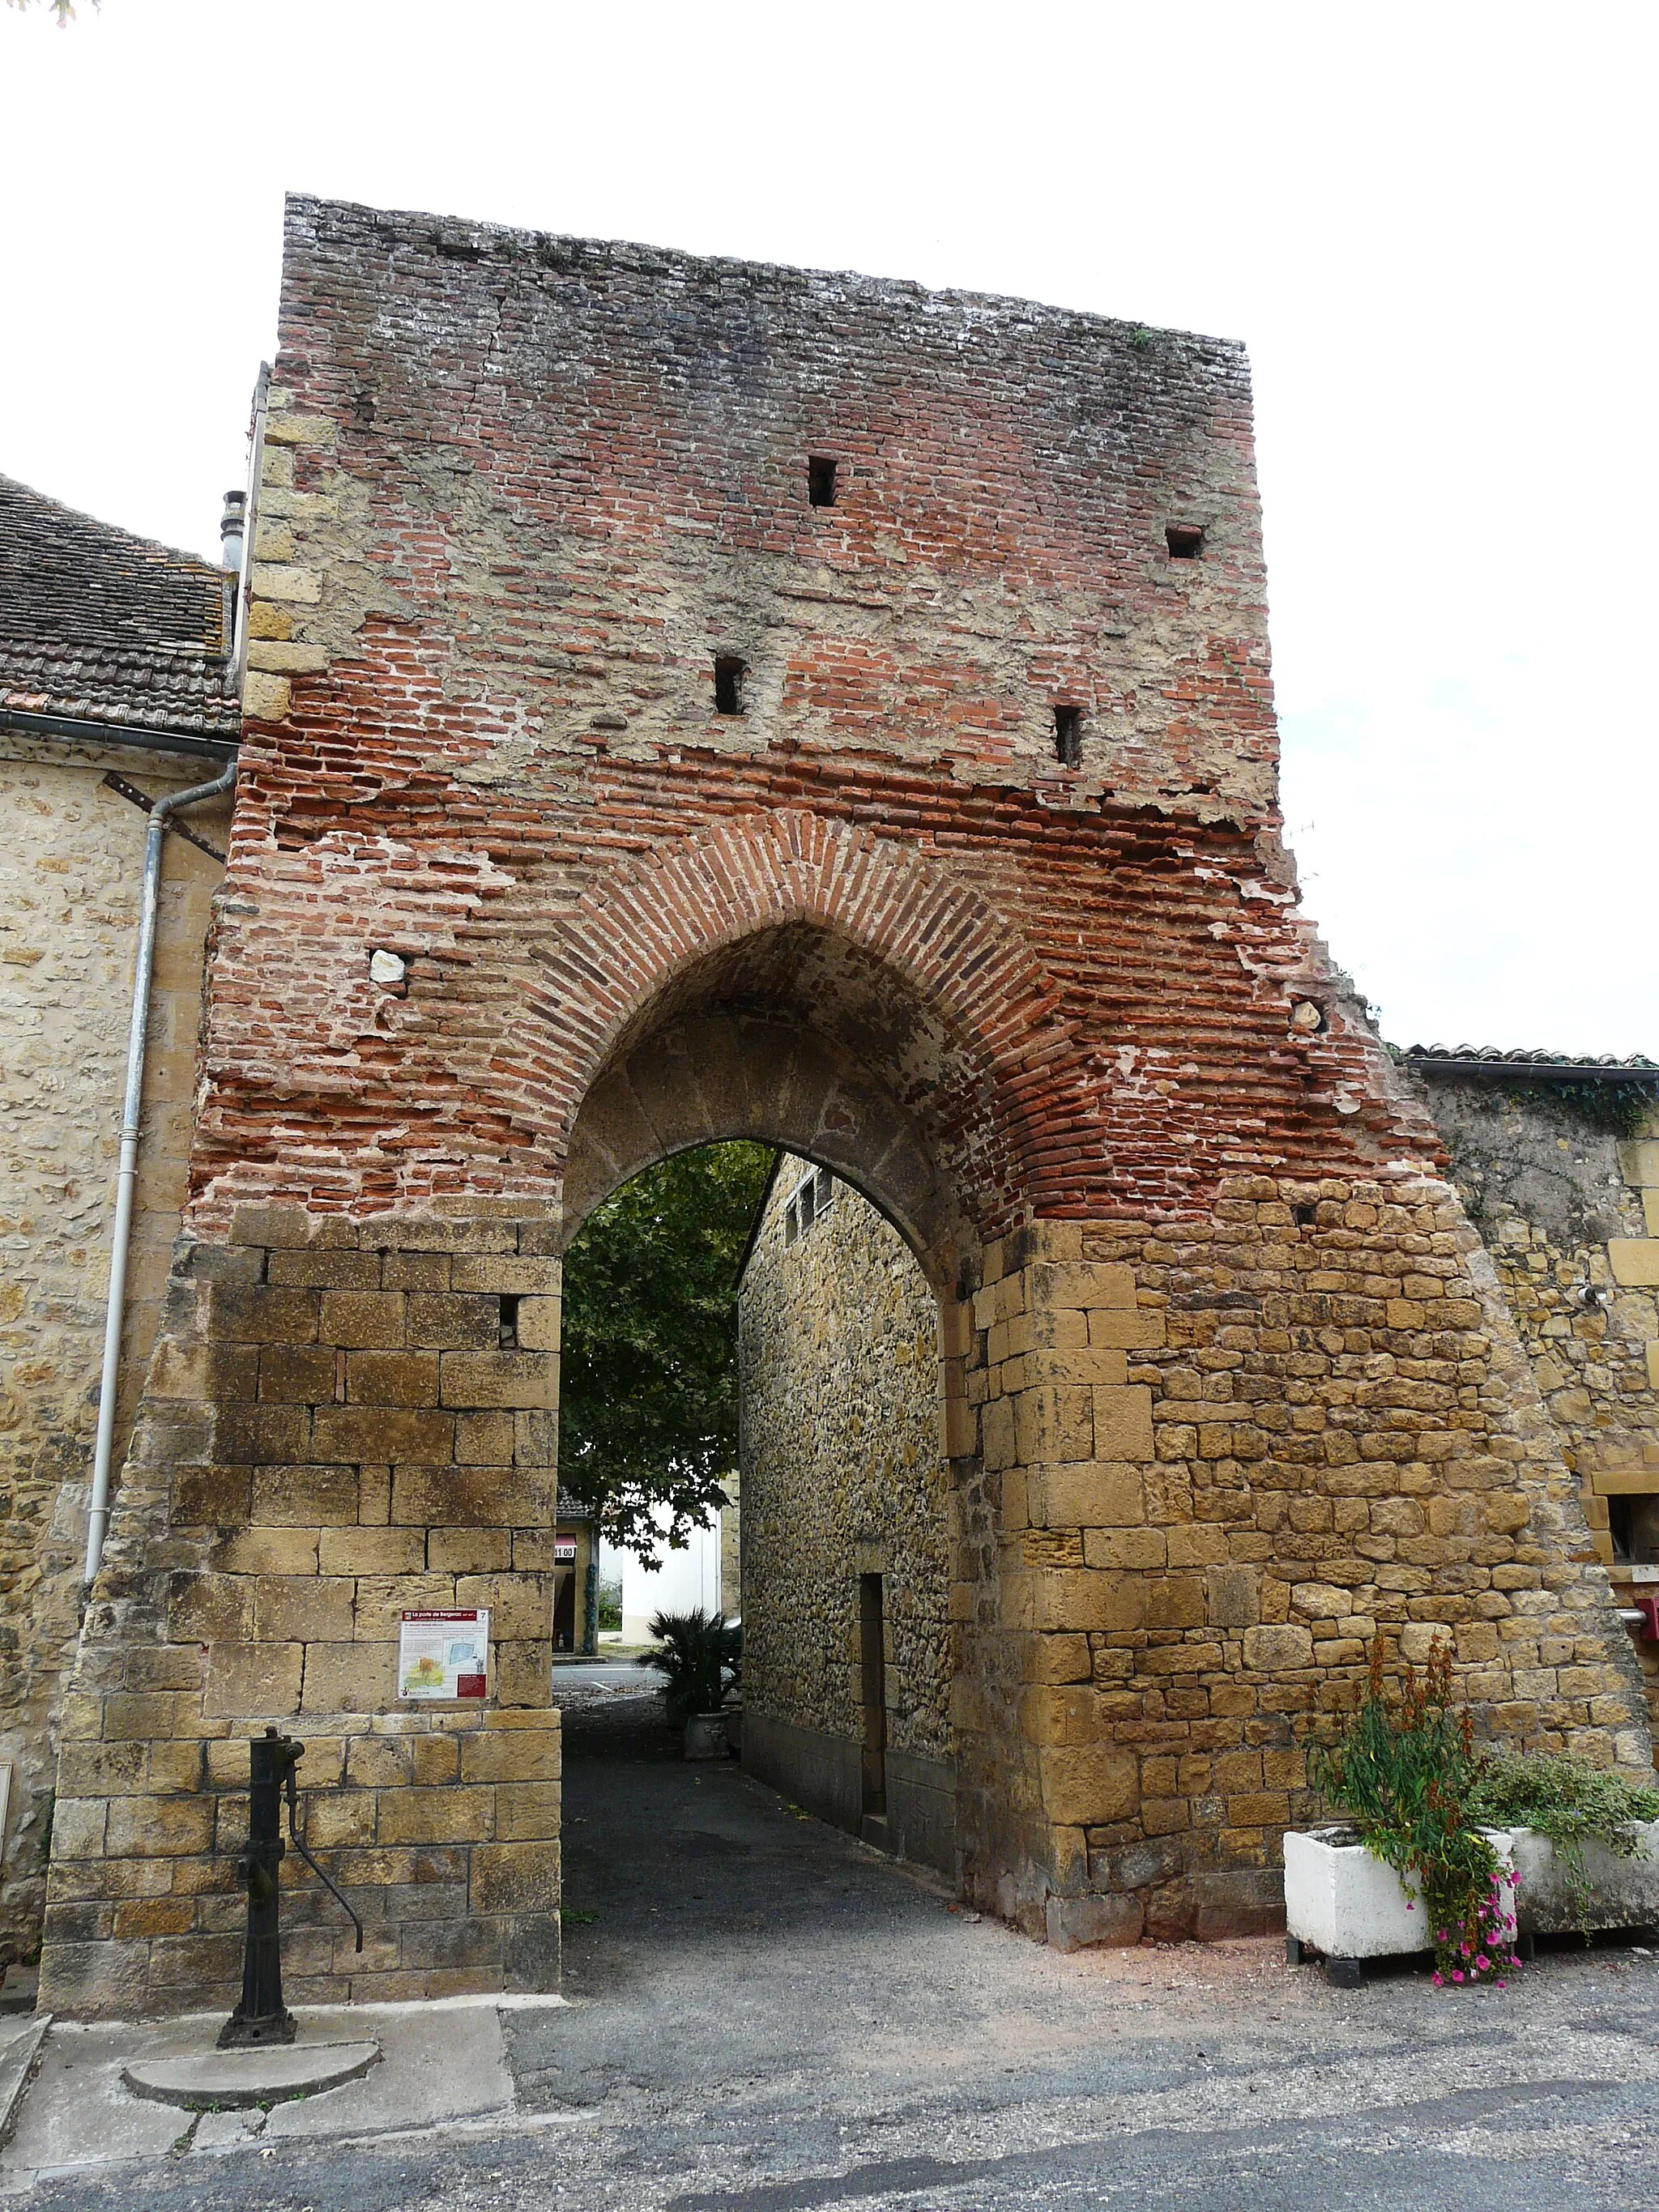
xmin=527 ymin=811 xmax=1073 ymax=1174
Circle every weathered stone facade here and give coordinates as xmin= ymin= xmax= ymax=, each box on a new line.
xmin=20 ymin=194 xmax=1654 ymax=2011
xmin=0 ymin=478 xmax=238 ymax=1964
xmin=738 ymin=1157 xmax=951 ymax=1866
xmin=1409 ymin=1062 xmax=1659 ymax=1714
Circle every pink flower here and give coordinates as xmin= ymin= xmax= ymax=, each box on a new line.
xmin=1452 ymin=1969 xmax=1465 ymax=1983
xmin=1476 ymin=1955 xmax=1491 ymax=1972
xmin=1495 ymin=1979 xmax=1508 ymax=1989
xmin=1432 ymin=1971 xmax=1444 ymax=1986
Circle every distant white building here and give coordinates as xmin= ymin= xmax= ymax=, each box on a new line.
xmin=601 ymin=1485 xmax=737 ymax=1644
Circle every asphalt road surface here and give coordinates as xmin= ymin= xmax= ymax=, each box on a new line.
xmin=18 ymin=1674 xmax=1659 ymax=2210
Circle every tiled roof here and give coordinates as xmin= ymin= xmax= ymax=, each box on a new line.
xmin=1405 ymin=1045 xmax=1658 ymax=1077
xmin=0 ymin=474 xmax=239 ymax=740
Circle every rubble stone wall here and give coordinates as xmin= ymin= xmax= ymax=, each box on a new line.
xmin=0 ymin=738 xmax=228 ymax=1960
xmin=1418 ymin=1079 xmax=1659 ymax=1714
xmin=737 ymin=1157 xmax=950 ymax=1859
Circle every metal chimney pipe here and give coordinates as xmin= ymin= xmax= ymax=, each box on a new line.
xmin=220 ymin=488 xmax=246 ymax=573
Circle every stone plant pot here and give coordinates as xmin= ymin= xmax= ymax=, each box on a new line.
xmin=1283 ymin=1823 xmax=1519 ymax=1984
xmin=683 ymin=1711 xmax=729 ymax=1761
xmin=1512 ymin=1819 xmax=1659 ymax=1937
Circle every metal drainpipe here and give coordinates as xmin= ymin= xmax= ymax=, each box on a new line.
xmin=83 ymin=756 xmax=238 ymax=1585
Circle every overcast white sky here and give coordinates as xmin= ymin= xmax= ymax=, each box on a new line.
xmin=2 ymin=0 xmax=1653 ymax=1055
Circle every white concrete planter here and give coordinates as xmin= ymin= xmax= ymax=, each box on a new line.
xmin=684 ymin=1711 xmax=729 ymax=1761
xmin=1283 ymin=1825 xmax=1518 ymax=1975
xmin=1512 ymin=1818 xmax=1659 ymax=1936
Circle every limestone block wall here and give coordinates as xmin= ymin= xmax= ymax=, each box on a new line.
xmin=37 ymin=1204 xmax=562 ymax=2019
xmin=1419 ymin=1080 xmax=1659 ymax=1711
xmin=0 ymin=738 xmax=228 ymax=1959
xmin=738 ymin=1159 xmax=949 ymax=1766
xmin=962 ymin=1187 xmax=1653 ymax=1943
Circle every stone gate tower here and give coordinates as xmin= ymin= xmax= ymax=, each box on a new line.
xmin=38 ymin=195 xmax=1652 ymax=2015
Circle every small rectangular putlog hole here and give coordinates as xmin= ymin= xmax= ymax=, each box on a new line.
xmin=1292 ymin=1204 xmax=1317 ymax=1230
xmin=714 ymin=657 xmax=747 ymax=715
xmin=808 ymin=456 xmax=838 ymax=507
xmin=1053 ymin=704 xmax=1082 ymax=767
xmin=1166 ymin=522 xmax=1205 ymax=560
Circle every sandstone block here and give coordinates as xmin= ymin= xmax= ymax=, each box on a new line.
xmin=454 ymin=1574 xmax=551 ymax=1639
xmin=249 ymin=1462 xmax=360 ymax=1524
xmin=390 ymin=1465 xmax=555 ymax=1528
xmin=211 ymin=1526 xmax=320 ymax=1575
xmin=318 ymin=1527 xmax=426 ymax=1575
xmin=1092 ymin=1385 xmax=1154 ymax=1461
xmin=471 ymin=1840 xmax=560 ymax=1916
xmin=303 ymin=1642 xmax=396 ymax=1714
xmin=1610 ymin=1240 xmax=1659 ymax=1288
xmin=440 ymin=1352 xmax=557 ymax=1410
xmin=312 ymin=1406 xmax=454 ymax=1464
xmin=1038 ymin=1745 xmax=1139 ymax=1826
xmin=105 ymin=1794 xmax=215 ymax=1857
xmin=1032 ymin=1460 xmax=1145 ymax=1528
xmin=1025 ymin=1632 xmax=1093 ymax=1684
xmin=1045 ymin=1892 xmax=1143 ymax=1951
xmin=167 ymin=1571 xmax=253 ymax=1642
xmin=318 ymin=1292 xmax=407 ymax=1348
xmin=377 ymin=1787 xmax=493 ymax=1845
xmin=450 ymin=1255 xmax=561 ymax=1295
xmin=496 ymin=1783 xmax=562 ymax=1841
xmin=206 ymin=1283 xmax=321 ymax=1345
xmin=347 ymin=1351 xmax=441 ymax=1405
xmin=383 ymin=1252 xmax=452 ymax=1291
xmin=1019 ymin=1686 xmax=1101 ymax=1746
xmin=1206 ymin=1566 xmax=1260 ymax=1628
xmin=515 ymin=1298 xmax=561 ymax=1351
xmin=205 ymin=1640 xmax=304 ymax=1719
xmin=1241 ymin=1624 xmax=1313 ymax=1670
xmin=1029 ymin=1260 xmax=1137 ymax=1311
xmin=242 ymin=671 xmax=290 ymax=722
xmin=1081 ymin=1527 xmax=1166 ymax=1569
xmin=460 ymin=1728 xmax=559 ymax=1784
xmin=1031 ymin=1569 xmax=1144 ymax=1634
xmin=258 ymin=1345 xmax=339 ymax=1402
xmin=407 ymin=1293 xmax=499 ymax=1349
xmin=1143 ymin=1575 xmax=1205 ymax=1630
xmin=254 ymin=1575 xmax=356 ymax=1643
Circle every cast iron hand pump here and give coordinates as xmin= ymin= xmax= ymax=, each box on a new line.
xmin=219 ymin=1727 xmax=363 ymax=2049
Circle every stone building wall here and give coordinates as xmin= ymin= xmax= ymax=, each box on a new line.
xmin=1415 ymin=1074 xmax=1659 ymax=1710
xmin=0 ymin=737 xmax=229 ymax=1960
xmin=737 ymin=1157 xmax=950 ymax=1864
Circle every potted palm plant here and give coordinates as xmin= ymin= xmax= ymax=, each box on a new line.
xmin=641 ymin=1607 xmax=742 ymax=1758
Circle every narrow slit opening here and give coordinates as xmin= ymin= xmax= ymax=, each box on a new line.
xmin=808 ymin=455 xmax=838 ymax=508
xmin=714 ymin=657 xmax=746 ymax=715
xmin=1053 ymin=704 xmax=1082 ymax=768
xmin=498 ymin=1294 xmax=521 ymax=1348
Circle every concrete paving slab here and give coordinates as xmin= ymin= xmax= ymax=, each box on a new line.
xmin=122 ymin=2038 xmax=381 ymax=2109
xmin=0 ymin=2018 xmax=48 ymax=2150
xmin=257 ymin=2000 xmax=515 ymax=2142
xmin=0 ymin=1995 xmax=541 ymax=2187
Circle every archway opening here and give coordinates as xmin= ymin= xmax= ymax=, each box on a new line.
xmin=550 ymin=1132 xmax=959 ymax=1990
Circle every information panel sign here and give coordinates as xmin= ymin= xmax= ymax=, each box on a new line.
xmin=399 ymin=1609 xmax=490 ymax=1700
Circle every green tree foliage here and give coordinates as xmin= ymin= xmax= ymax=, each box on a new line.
xmin=559 ymin=1141 xmax=773 ymax=1562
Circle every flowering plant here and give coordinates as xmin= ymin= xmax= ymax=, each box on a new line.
xmin=1309 ymin=1639 xmax=1517 ymax=1987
